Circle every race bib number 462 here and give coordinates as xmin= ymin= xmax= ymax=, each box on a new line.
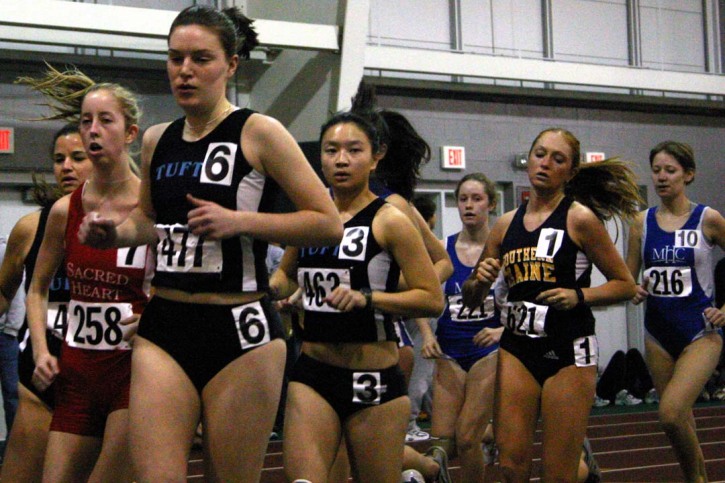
xmin=298 ymin=268 xmax=351 ymax=312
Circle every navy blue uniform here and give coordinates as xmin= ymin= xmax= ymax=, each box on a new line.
xmin=436 ymin=234 xmax=500 ymax=372
xmin=641 ymin=204 xmax=723 ymax=357
xmin=18 ymin=206 xmax=69 ymax=407
xmin=496 ymin=197 xmax=598 ymax=385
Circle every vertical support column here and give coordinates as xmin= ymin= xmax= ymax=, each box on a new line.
xmin=450 ymin=0 xmax=463 ymax=83
xmin=335 ymin=0 xmax=370 ymax=111
xmin=627 ymin=0 xmax=643 ymax=95
xmin=541 ymin=0 xmax=554 ymax=59
xmin=627 ymin=0 xmax=642 ymax=67
xmin=703 ymin=0 xmax=722 ymax=74
xmin=540 ymin=0 xmax=554 ymax=89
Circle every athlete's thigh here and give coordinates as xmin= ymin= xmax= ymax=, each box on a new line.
xmin=284 ymin=381 xmax=344 ymax=482
xmin=457 ymin=352 xmax=497 ymax=443
xmin=43 ymin=431 xmax=101 ymax=483
xmin=644 ymin=335 xmax=676 ymax=395
xmin=661 ymin=333 xmax=722 ymax=413
xmin=0 ymin=384 xmax=52 ymax=483
xmin=493 ymin=349 xmax=541 ymax=461
xmin=202 ymin=338 xmax=286 ymax=483
xmin=344 ymin=396 xmax=410 ymax=483
xmin=128 ymin=337 xmax=200 ymax=481
xmin=88 ymin=409 xmax=132 ymax=483
xmin=540 ymin=365 xmax=597 ymax=481
xmin=431 ymin=358 xmax=466 ymax=436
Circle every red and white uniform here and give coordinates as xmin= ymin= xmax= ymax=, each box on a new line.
xmin=51 ymin=184 xmax=152 ymax=436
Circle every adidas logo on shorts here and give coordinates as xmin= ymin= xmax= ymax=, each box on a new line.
xmin=543 ymin=350 xmax=559 ymax=360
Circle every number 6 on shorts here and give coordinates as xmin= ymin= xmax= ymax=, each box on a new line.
xmin=232 ymin=300 xmax=270 ymax=350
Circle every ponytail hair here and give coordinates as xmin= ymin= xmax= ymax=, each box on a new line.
xmin=15 ymin=64 xmax=142 ymax=128
xmin=566 ymin=158 xmax=643 ymax=222
xmin=170 ymin=6 xmax=259 ymax=60
xmin=348 ymin=81 xmax=431 ymax=201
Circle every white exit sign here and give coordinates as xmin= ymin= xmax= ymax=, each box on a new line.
xmin=0 ymin=127 xmax=14 ymax=154
xmin=585 ymin=152 xmax=605 ymax=163
xmin=441 ymin=146 xmax=465 ymax=170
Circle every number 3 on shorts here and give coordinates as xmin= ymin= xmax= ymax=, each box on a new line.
xmin=232 ymin=301 xmax=270 ymax=350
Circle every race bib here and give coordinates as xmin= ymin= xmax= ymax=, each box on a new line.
xmin=448 ymin=294 xmax=494 ymax=322
xmin=644 ymin=266 xmax=693 ymax=298
xmin=674 ymin=229 xmax=702 ymax=249
xmin=574 ymin=335 xmax=598 ymax=367
xmin=501 ymin=300 xmax=548 ymax=338
xmin=338 ymin=227 xmax=369 ymax=261
xmin=47 ymin=301 xmax=68 ymax=339
xmin=298 ymin=268 xmax=351 ymax=313
xmin=155 ymin=224 xmax=222 ymax=274
xmin=352 ymin=371 xmax=385 ymax=404
xmin=536 ymin=228 xmax=564 ymax=259
xmin=232 ymin=300 xmax=271 ymax=350
xmin=66 ymin=301 xmax=134 ymax=350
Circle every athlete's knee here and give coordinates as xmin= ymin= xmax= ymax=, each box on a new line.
xmin=658 ymin=400 xmax=688 ymax=432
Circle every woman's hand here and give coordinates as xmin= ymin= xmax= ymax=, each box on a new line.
xmin=474 ymin=258 xmax=501 ymax=285
xmin=324 ymin=286 xmax=367 ymax=312
xmin=420 ymin=333 xmax=444 ymax=359
xmin=473 ymin=326 xmax=504 ymax=347
xmin=536 ymin=287 xmax=579 ymax=311
xmin=78 ymin=212 xmax=117 ymax=249
xmin=704 ymin=307 xmax=725 ymax=328
xmin=121 ymin=314 xmax=141 ymax=345
xmin=631 ymin=279 xmax=649 ymax=305
xmin=187 ymin=194 xmax=242 ymax=240
xmin=32 ymin=352 xmax=59 ymax=392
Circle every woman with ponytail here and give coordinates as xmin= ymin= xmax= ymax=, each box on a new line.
xmin=79 ymin=5 xmax=342 ymax=481
xmin=14 ymin=66 xmax=151 ymax=482
xmin=463 ymin=128 xmax=639 ymax=482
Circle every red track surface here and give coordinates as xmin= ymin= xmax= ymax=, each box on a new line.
xmin=185 ymin=404 xmax=725 ymax=482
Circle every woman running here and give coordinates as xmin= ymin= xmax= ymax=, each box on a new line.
xmin=0 ymin=124 xmax=93 ymax=482
xmin=79 ymin=5 xmax=342 ymax=481
xmin=463 ymin=128 xmax=640 ymax=482
xmin=20 ymin=66 xmax=151 ymax=482
xmin=272 ymin=108 xmax=444 ymax=482
xmin=626 ymin=140 xmax=725 ymax=482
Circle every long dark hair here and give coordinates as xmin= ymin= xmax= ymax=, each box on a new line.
xmin=170 ymin=5 xmax=259 ymax=60
xmin=346 ymin=81 xmax=431 ymax=201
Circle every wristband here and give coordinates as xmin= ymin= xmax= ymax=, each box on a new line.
xmin=360 ymin=288 xmax=374 ymax=312
xmin=575 ymin=287 xmax=586 ymax=306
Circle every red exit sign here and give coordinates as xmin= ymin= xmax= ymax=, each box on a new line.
xmin=0 ymin=128 xmax=14 ymax=154
xmin=441 ymin=146 xmax=465 ymax=170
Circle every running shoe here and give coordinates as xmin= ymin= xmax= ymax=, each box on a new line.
xmin=615 ymin=389 xmax=642 ymax=406
xmin=592 ymin=394 xmax=610 ymax=407
xmin=482 ymin=440 xmax=498 ymax=465
xmin=406 ymin=421 xmax=430 ymax=442
xmin=644 ymin=388 xmax=659 ymax=404
xmin=425 ymin=446 xmax=452 ymax=483
xmin=582 ymin=438 xmax=602 ymax=483
xmin=401 ymin=469 xmax=425 ymax=482
xmin=712 ymin=386 xmax=725 ymax=401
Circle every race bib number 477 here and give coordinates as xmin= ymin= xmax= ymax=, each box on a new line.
xmin=155 ymin=224 xmax=222 ymax=274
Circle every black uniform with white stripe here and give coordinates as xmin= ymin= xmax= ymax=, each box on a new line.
xmin=149 ymin=108 xmax=274 ymax=294
xmin=297 ymin=197 xmax=400 ymax=343
xmin=495 ymin=197 xmax=598 ymax=384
